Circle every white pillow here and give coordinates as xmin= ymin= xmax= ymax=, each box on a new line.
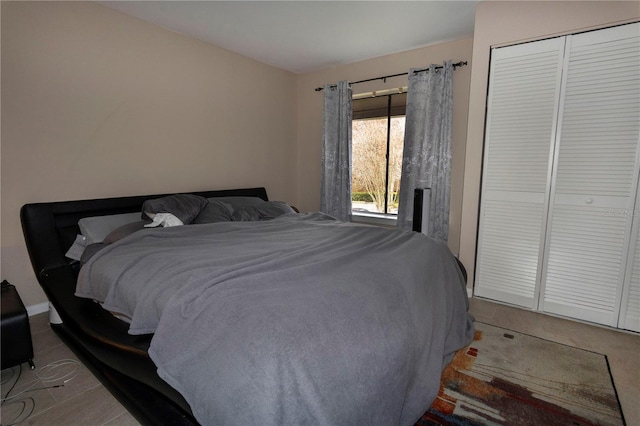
xmin=65 ymin=212 xmax=145 ymax=261
xmin=78 ymin=212 xmax=141 ymax=244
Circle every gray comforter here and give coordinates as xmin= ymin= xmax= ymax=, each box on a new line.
xmin=76 ymin=213 xmax=474 ymax=426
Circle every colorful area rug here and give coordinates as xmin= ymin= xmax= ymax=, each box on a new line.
xmin=416 ymin=323 xmax=624 ymax=426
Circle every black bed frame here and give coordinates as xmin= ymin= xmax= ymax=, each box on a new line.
xmin=20 ymin=187 xmax=268 ymax=426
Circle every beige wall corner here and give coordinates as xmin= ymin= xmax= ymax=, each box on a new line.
xmin=1 ymin=1 xmax=297 ymax=307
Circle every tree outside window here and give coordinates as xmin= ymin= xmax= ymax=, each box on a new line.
xmin=351 ymin=92 xmax=406 ymax=216
xmin=352 ymin=117 xmax=405 ymax=214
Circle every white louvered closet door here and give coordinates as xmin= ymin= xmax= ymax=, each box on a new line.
xmin=540 ymin=24 xmax=640 ymax=327
xmin=620 ymin=185 xmax=640 ymax=332
xmin=474 ymin=38 xmax=566 ymax=308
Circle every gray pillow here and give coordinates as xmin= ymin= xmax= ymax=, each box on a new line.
xmin=80 ymin=242 xmax=108 ymax=265
xmin=104 ymin=221 xmax=149 ymax=243
xmin=142 ymin=194 xmax=208 ymax=224
xmin=208 ymin=196 xmax=266 ymax=212
xmin=192 ymin=200 xmax=233 ymax=224
xmin=78 ymin=212 xmax=141 ymax=244
xmin=231 ymin=201 xmax=295 ymax=221
xmin=79 ymin=221 xmax=148 ymax=264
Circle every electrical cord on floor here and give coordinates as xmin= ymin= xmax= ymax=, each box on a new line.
xmin=0 ymin=364 xmax=33 ymax=426
xmin=0 ymin=359 xmax=80 ymax=425
xmin=0 ymin=397 xmax=35 ymax=426
xmin=36 ymin=359 xmax=80 ymax=385
xmin=1 ymin=364 xmax=22 ymax=402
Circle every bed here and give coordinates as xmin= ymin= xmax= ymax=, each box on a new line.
xmin=20 ymin=187 xmax=474 ymax=426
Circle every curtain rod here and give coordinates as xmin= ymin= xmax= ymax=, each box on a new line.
xmin=314 ymin=60 xmax=467 ymax=92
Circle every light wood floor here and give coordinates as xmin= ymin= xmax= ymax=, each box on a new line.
xmin=1 ymin=298 xmax=638 ymax=425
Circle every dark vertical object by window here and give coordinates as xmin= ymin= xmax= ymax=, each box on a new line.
xmin=384 ymin=95 xmax=392 ymax=214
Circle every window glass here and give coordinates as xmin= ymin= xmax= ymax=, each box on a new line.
xmin=352 ymin=93 xmax=406 ymax=215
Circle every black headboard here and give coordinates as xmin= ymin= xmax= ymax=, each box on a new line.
xmin=20 ymin=187 xmax=268 ymax=282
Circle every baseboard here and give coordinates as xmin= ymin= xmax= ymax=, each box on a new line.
xmin=26 ymin=301 xmax=49 ymax=317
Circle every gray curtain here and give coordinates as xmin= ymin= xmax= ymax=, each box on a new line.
xmin=397 ymin=61 xmax=453 ymax=241
xmin=320 ymin=80 xmax=352 ymax=221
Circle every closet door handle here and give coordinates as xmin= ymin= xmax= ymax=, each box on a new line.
xmin=585 ymin=198 xmax=594 ymax=204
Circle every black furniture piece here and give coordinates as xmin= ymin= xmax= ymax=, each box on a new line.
xmin=412 ymin=189 xmax=467 ymax=282
xmin=1 ymin=280 xmax=35 ymax=370
xmin=19 ymin=187 xmax=269 ymax=425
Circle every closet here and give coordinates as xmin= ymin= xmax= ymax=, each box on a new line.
xmin=475 ymin=22 xmax=640 ymax=332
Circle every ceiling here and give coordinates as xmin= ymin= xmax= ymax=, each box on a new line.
xmin=97 ymin=1 xmax=479 ymax=74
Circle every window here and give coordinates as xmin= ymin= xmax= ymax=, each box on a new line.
xmin=352 ymin=91 xmax=407 ymax=216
